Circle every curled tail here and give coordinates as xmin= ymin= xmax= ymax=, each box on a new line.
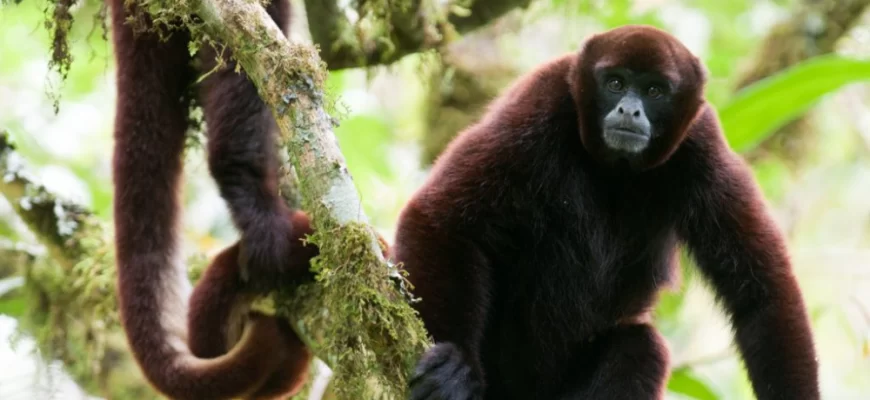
xmin=109 ymin=0 xmax=309 ymax=398
xmin=188 ymin=211 xmax=318 ymax=400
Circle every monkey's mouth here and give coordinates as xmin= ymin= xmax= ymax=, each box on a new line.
xmin=608 ymin=127 xmax=648 ymax=139
xmin=603 ymin=127 xmax=650 ymax=153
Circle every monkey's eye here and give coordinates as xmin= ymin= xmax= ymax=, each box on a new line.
xmin=647 ymin=85 xmax=664 ymax=99
xmin=606 ymin=78 xmax=625 ymax=92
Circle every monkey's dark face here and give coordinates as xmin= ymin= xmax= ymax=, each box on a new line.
xmin=570 ymin=25 xmax=707 ymax=170
xmin=594 ymin=67 xmax=674 ymax=154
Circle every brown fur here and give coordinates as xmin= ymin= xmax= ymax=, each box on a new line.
xmin=109 ymin=0 xmax=314 ymax=398
xmin=187 ymin=211 xmax=317 ymax=399
xmin=395 ymin=25 xmax=819 ymax=399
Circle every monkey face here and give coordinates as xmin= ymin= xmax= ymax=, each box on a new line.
xmin=570 ymin=25 xmax=707 ymax=171
xmin=594 ymin=66 xmax=673 ymax=154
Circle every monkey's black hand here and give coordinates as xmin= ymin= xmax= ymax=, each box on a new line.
xmin=409 ymin=343 xmax=483 ymax=400
xmin=237 ymin=215 xmax=295 ymax=292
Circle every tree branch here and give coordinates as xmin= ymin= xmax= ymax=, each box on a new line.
xmin=0 ymin=131 xmax=103 ymax=268
xmin=191 ymin=0 xmax=430 ymax=397
xmin=305 ymin=0 xmax=535 ymax=70
xmin=0 ymin=243 xmax=40 ymax=279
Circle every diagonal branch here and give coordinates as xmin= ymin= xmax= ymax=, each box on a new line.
xmin=0 ymin=131 xmax=103 ymax=268
xmin=191 ymin=0 xmax=431 ymax=397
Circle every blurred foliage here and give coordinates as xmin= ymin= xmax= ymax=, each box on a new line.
xmin=721 ymin=55 xmax=870 ymax=152
xmin=0 ymin=277 xmax=26 ymax=318
xmin=1 ymin=0 xmax=870 ymax=399
xmin=668 ymin=367 xmax=720 ymax=400
xmin=733 ymin=0 xmax=870 ymax=168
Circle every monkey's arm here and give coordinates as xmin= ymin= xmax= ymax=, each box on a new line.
xmin=394 ymin=202 xmax=492 ymax=400
xmin=678 ymin=151 xmax=819 ymax=400
xmin=198 ymin=0 xmax=298 ymax=291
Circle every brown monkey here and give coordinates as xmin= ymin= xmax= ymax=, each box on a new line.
xmin=115 ymin=19 xmax=819 ymax=400
xmin=396 ymin=25 xmax=820 ymax=399
xmin=109 ymin=0 xmax=314 ymax=398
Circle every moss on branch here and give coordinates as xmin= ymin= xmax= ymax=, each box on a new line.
xmin=305 ymin=0 xmax=535 ymax=70
xmin=23 ymin=0 xmax=533 ymax=115
xmin=185 ymin=0 xmax=432 ymax=398
xmin=0 ymin=131 xmax=103 ymax=268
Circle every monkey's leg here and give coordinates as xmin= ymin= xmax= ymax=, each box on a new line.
xmin=561 ymin=323 xmax=669 ymax=400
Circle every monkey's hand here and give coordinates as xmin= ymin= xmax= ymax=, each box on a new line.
xmin=409 ymin=342 xmax=483 ymax=400
xmin=237 ymin=214 xmax=298 ymax=292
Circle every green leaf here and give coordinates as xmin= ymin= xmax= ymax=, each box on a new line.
xmin=0 ymin=218 xmax=17 ymax=239
xmin=0 ymin=295 xmax=26 ymax=318
xmin=719 ymin=55 xmax=870 ymax=153
xmin=0 ymin=277 xmax=25 ymax=318
xmin=667 ymin=367 xmax=719 ymax=400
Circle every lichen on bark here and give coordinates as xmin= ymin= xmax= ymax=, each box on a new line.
xmin=0 ymin=131 xmax=102 ymax=268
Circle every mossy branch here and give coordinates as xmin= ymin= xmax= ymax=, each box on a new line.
xmin=191 ymin=0 xmax=431 ymax=398
xmin=1 ymin=0 xmax=513 ymax=396
xmin=0 ymin=131 xmax=103 ymax=269
xmin=0 ymin=245 xmax=39 ymax=279
xmin=304 ymin=0 xmax=535 ymax=70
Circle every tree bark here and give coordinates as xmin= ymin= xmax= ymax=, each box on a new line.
xmin=305 ymin=0 xmax=535 ymax=70
xmin=184 ymin=0 xmax=432 ymax=397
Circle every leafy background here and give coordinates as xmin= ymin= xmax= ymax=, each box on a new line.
xmin=1 ymin=0 xmax=869 ymax=399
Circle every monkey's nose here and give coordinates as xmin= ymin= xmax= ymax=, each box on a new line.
xmin=617 ymin=106 xmax=642 ymax=118
xmin=615 ymin=94 xmax=646 ymax=120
